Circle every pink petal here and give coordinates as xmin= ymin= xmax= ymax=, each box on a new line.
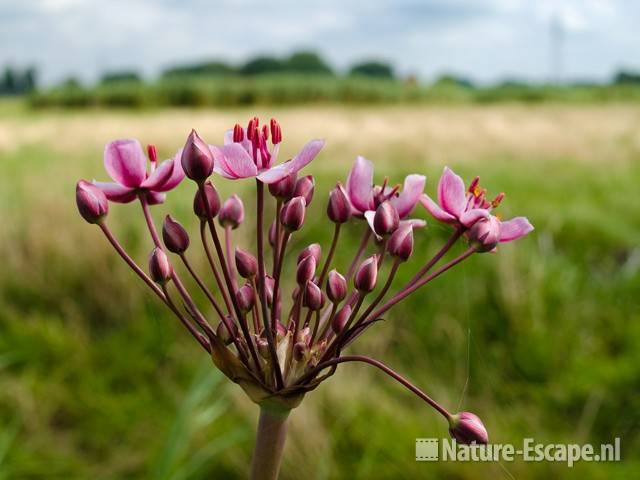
xmin=419 ymin=194 xmax=457 ymax=223
xmin=223 ymin=128 xmax=253 ymax=153
xmin=140 ymin=158 xmax=174 ymax=190
xmin=460 ymin=208 xmax=490 ymax=227
xmin=437 ymin=167 xmax=466 ymax=218
xmin=104 ymin=139 xmax=147 ymax=188
xmin=391 ymin=174 xmax=426 ymax=218
xmin=363 ymin=210 xmax=382 ymax=240
xmin=347 ymin=156 xmax=375 ymax=213
xmin=93 ymin=181 xmax=136 ymax=203
xmin=257 ymin=139 xmax=323 ymax=184
xmin=499 ymin=217 xmax=534 ymax=243
xmin=400 ymin=218 xmax=427 ymax=229
xmin=155 ymin=154 xmax=185 ymax=192
xmin=211 ymin=144 xmax=257 ymax=179
xmin=146 ymin=191 xmax=166 ymax=205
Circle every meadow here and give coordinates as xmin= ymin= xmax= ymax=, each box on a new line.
xmin=0 ymin=101 xmax=639 ymax=479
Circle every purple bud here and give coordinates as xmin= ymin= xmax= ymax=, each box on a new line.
xmin=327 ymin=183 xmax=352 ymax=223
xmin=181 ymin=129 xmax=214 ymax=182
xmin=193 ymin=181 xmax=221 ymax=219
xmin=297 ymin=243 xmax=322 ymax=265
xmin=76 ymin=180 xmax=108 ymax=224
xmin=448 ymin=412 xmax=489 ymax=445
xmin=281 ymin=196 xmax=306 ymax=231
xmin=326 ymin=269 xmax=347 ymax=303
xmin=293 ymin=342 xmax=308 ymax=361
xmin=293 ymin=175 xmax=315 ymax=206
xmin=467 ymin=216 xmax=501 ymax=252
xmin=291 ymin=285 xmax=300 ymax=300
xmin=268 ymin=172 xmax=297 ymax=199
xmin=331 ymin=304 xmax=352 ymax=334
xmin=296 ymin=255 xmax=317 ymax=285
xmin=236 ymin=283 xmax=255 ymax=313
xmin=264 ymin=275 xmax=275 ymax=306
xmin=303 ymin=280 xmax=325 ymax=311
xmin=388 ymin=224 xmax=414 ymax=261
xmin=149 ymin=248 xmax=172 ymax=284
xmin=216 ymin=318 xmax=237 ymax=345
xmin=373 ymin=201 xmax=399 ymax=236
xmin=256 ymin=337 xmax=270 ymax=359
xmin=162 ymin=215 xmax=190 ymax=253
xmin=235 ymin=248 xmax=258 ymax=278
xmin=218 ymin=194 xmax=245 ymax=229
xmin=354 ymin=255 xmax=378 ymax=292
xmin=268 ymin=220 xmax=277 ymax=247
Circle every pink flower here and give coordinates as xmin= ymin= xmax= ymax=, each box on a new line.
xmin=419 ymin=166 xmax=491 ymax=228
xmin=210 ymin=117 xmax=324 ymax=184
xmin=94 ymin=139 xmax=184 ymax=204
xmin=468 ymin=214 xmax=534 ymax=252
xmin=346 ymin=156 xmax=426 ymax=219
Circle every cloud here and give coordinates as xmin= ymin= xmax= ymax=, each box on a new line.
xmin=0 ymin=0 xmax=637 ymax=85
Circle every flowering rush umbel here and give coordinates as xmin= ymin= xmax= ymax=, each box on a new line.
xmin=75 ymin=117 xmax=533 ymax=480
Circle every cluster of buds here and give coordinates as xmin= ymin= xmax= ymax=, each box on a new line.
xmin=76 ymin=116 xmax=533 ymax=447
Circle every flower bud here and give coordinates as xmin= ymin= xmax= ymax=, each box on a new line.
xmin=326 ymin=270 xmax=347 ymax=303
xmin=193 ymin=182 xmax=221 ymax=219
xmin=296 ymin=255 xmax=316 ymax=285
xmin=218 ymin=194 xmax=244 ymax=229
xmin=281 ymin=196 xmax=306 ymax=231
xmin=354 ymin=255 xmax=378 ymax=292
xmin=388 ymin=224 xmax=414 ymax=261
xmin=162 ymin=215 xmax=190 ymax=253
xmin=303 ymin=280 xmax=325 ymax=311
xmin=264 ymin=275 xmax=275 ymax=306
xmin=181 ymin=129 xmax=214 ymax=181
xmin=275 ymin=321 xmax=287 ymax=338
xmin=217 ymin=318 xmax=237 ymax=345
xmin=293 ymin=342 xmax=308 ymax=361
xmin=236 ymin=283 xmax=255 ymax=313
xmin=373 ymin=201 xmax=399 ymax=236
xmin=149 ymin=248 xmax=172 ymax=284
xmin=448 ymin=412 xmax=489 ymax=445
xmin=268 ymin=172 xmax=296 ymax=199
xmin=467 ymin=216 xmax=501 ymax=252
xmin=293 ymin=175 xmax=315 ymax=206
xmin=76 ymin=180 xmax=108 ymax=224
xmin=235 ymin=248 xmax=258 ymax=278
xmin=331 ymin=304 xmax=352 ymax=334
xmin=268 ymin=220 xmax=277 ymax=247
xmin=291 ymin=285 xmax=300 ymax=300
xmin=256 ymin=336 xmax=270 ymax=359
xmin=327 ymin=184 xmax=352 ymax=223
xmin=297 ymin=243 xmax=322 ymax=265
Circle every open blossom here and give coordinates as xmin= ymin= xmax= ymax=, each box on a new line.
xmin=419 ymin=166 xmax=491 ymax=228
xmin=346 ymin=156 xmax=425 ymax=217
xmin=210 ymin=117 xmax=324 ymax=184
xmin=94 ymin=139 xmax=184 ymax=204
xmin=468 ymin=214 xmax=534 ymax=252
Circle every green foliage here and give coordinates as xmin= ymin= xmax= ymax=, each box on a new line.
xmin=349 ymin=61 xmax=394 ymax=79
xmin=100 ymin=71 xmax=142 ymax=85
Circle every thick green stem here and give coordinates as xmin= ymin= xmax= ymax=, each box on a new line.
xmin=250 ymin=407 xmax=290 ymax=480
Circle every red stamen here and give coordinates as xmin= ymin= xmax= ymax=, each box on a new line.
xmin=270 ymin=118 xmax=282 ymax=144
xmin=491 ymin=192 xmax=505 ymax=208
xmin=233 ymin=124 xmax=244 ymax=143
xmin=147 ymin=144 xmax=158 ymax=164
xmin=262 ymin=124 xmax=270 ymax=142
xmin=468 ymin=176 xmax=480 ymax=194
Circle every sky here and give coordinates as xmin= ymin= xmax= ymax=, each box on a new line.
xmin=1 ymin=0 xmax=638 ymax=85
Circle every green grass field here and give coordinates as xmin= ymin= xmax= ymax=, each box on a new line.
xmin=0 ymin=101 xmax=639 ymax=479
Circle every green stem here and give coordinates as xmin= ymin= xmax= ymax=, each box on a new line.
xmin=250 ymin=407 xmax=291 ymax=480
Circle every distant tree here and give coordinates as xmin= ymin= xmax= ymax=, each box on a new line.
xmin=432 ymin=74 xmax=474 ymax=89
xmin=23 ymin=67 xmax=37 ymax=92
xmin=613 ymin=70 xmax=640 ymax=85
xmin=349 ymin=61 xmax=394 ymax=79
xmin=162 ymin=61 xmax=235 ymax=78
xmin=240 ymin=56 xmax=284 ymax=75
xmin=1 ymin=67 xmax=17 ymax=94
xmin=285 ymin=51 xmax=333 ymax=75
xmin=100 ymin=71 xmax=141 ymax=84
xmin=61 ymin=77 xmax=82 ymax=88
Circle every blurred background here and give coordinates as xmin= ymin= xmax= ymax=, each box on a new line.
xmin=0 ymin=0 xmax=639 ymax=478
